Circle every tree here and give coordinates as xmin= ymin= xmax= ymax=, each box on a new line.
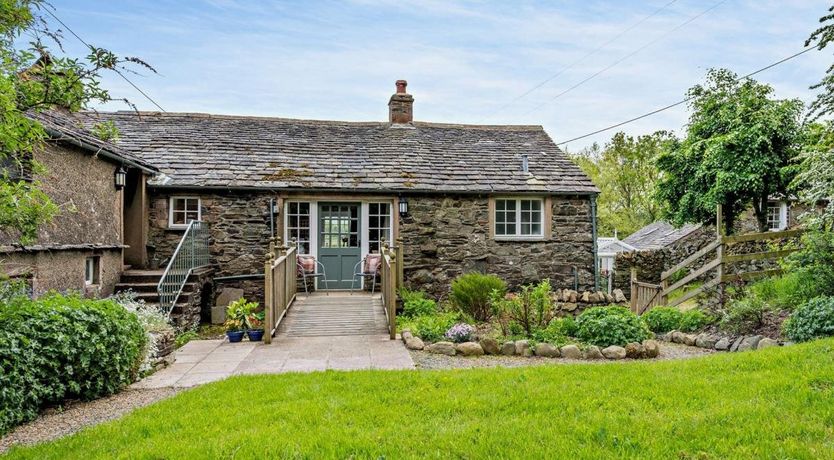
xmin=0 ymin=0 xmax=152 ymax=243
xmin=571 ymin=131 xmax=669 ymax=236
xmin=806 ymin=5 xmax=834 ymax=120
xmin=655 ymin=69 xmax=804 ymax=235
xmin=792 ymin=122 xmax=834 ymax=229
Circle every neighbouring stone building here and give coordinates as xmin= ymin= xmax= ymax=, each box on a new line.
xmin=0 ymin=111 xmax=159 ymax=297
xmin=76 ymin=80 xmax=600 ymax=302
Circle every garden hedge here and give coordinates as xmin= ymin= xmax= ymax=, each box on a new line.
xmin=0 ymin=293 xmax=147 ymax=434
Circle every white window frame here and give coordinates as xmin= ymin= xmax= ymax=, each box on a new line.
xmin=84 ymin=256 xmax=100 ymax=286
xmin=494 ymin=197 xmax=545 ymax=240
xmin=285 ymin=201 xmax=313 ymax=254
xmin=168 ymin=196 xmax=201 ymax=229
xmin=766 ymin=201 xmax=788 ymax=232
xmin=367 ymin=202 xmax=392 ymax=253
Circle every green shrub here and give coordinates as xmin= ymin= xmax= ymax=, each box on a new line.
xmin=679 ymin=309 xmax=712 ymax=332
xmin=720 ymin=297 xmax=769 ymax=335
xmin=532 ymin=317 xmax=576 ymax=346
xmin=784 ymin=296 xmax=834 ymax=342
xmin=642 ymin=307 xmax=683 ymax=333
xmin=490 ymin=279 xmax=552 ymax=337
xmin=748 ymin=271 xmax=817 ymax=311
xmin=0 ymin=293 xmax=147 ymax=434
xmin=398 ymin=289 xmax=437 ymax=318
xmin=576 ymin=306 xmax=651 ymax=347
xmin=398 ymin=312 xmax=460 ymax=342
xmin=450 ymin=273 xmax=507 ymax=322
xmin=781 ymin=230 xmax=834 ymax=300
xmin=175 ymin=331 xmax=199 ymax=348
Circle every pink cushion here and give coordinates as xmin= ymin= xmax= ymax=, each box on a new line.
xmin=365 ymin=255 xmax=382 ymax=274
xmin=298 ymin=256 xmax=316 ymax=274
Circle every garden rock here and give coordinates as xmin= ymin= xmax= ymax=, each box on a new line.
xmin=455 ymin=342 xmax=484 ymax=356
xmin=714 ymin=337 xmax=732 ymax=351
xmin=625 ymin=342 xmax=645 ymax=359
xmin=427 ymin=341 xmax=456 ymax=356
xmin=613 ymin=289 xmax=627 ymax=303
xmin=479 ymin=338 xmax=500 ymax=355
xmin=405 ymin=337 xmax=425 ymax=350
xmin=584 ymin=346 xmax=604 ymax=359
xmin=401 ymin=330 xmax=413 ymax=340
xmin=730 ymin=336 xmax=745 ymax=352
xmin=683 ymin=334 xmax=697 ymax=346
xmin=695 ymin=334 xmax=719 ymax=349
xmin=738 ymin=335 xmax=763 ymax=352
xmin=562 ymin=302 xmax=578 ymax=312
xmin=602 ymin=346 xmax=627 ymax=360
xmin=643 ymin=340 xmax=660 ymax=358
xmin=670 ymin=331 xmax=686 ymax=344
xmin=560 ymin=344 xmax=582 ymax=359
xmin=534 ymin=343 xmax=560 ymax=358
xmin=757 ymin=337 xmax=779 ymax=349
xmin=501 ymin=341 xmax=516 ymax=356
xmin=515 ymin=340 xmax=533 ymax=357
xmin=581 ymin=291 xmax=590 ymax=303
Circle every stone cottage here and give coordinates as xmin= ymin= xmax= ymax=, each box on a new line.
xmin=0 ymin=111 xmax=159 ymax=297
xmin=80 ymin=81 xmax=599 ymax=301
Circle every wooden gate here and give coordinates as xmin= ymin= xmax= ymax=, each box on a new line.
xmin=264 ymin=238 xmax=298 ymax=344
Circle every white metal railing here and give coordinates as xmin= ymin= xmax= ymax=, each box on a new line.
xmin=157 ymin=220 xmax=210 ymax=316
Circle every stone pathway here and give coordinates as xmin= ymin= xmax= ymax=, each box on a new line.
xmin=133 ymin=335 xmax=414 ymax=389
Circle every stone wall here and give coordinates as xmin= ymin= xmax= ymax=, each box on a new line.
xmin=400 ymin=194 xmax=595 ymax=299
xmin=1 ymin=248 xmax=122 ymax=297
xmin=148 ymin=191 xmax=275 ymax=303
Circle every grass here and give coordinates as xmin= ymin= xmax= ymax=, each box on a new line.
xmin=6 ymin=340 xmax=834 ymax=459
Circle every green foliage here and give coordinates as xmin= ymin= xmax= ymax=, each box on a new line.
xmin=576 ymin=306 xmax=651 ymax=347
xmin=0 ymin=292 xmax=146 ymax=434
xmin=570 ymin=131 xmax=670 ymax=236
xmin=679 ymin=309 xmax=712 ymax=333
xmin=450 ymin=273 xmax=507 ymax=322
xmin=0 ymin=0 xmax=154 ymax=242
xmin=784 ymin=296 xmax=834 ymax=342
xmin=791 ymin=122 xmax=834 ymax=228
xmin=15 ymin=339 xmax=834 ymax=458
xmin=0 ymin=278 xmax=30 ymax=303
xmin=720 ymin=297 xmax=770 ymax=335
xmin=805 ymin=6 xmax=834 ymax=120
xmin=641 ymin=307 xmax=683 ymax=334
xmin=225 ymin=298 xmax=259 ymax=331
xmin=91 ymin=121 xmax=120 ymax=142
xmin=175 ymin=331 xmax=199 ymax=349
xmin=397 ymin=312 xmax=459 ymax=343
xmin=398 ymin=288 xmax=437 ymax=318
xmin=655 ymin=69 xmax=804 ymax=234
xmin=780 ymin=230 xmax=834 ymax=300
xmin=747 ymin=271 xmax=817 ymax=312
xmin=490 ymin=279 xmax=552 ymax=338
xmin=532 ymin=317 xmax=577 ymax=346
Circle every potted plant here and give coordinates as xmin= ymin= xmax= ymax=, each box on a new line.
xmin=224 ymin=318 xmax=245 ymax=343
xmin=245 ymin=311 xmax=265 ymax=342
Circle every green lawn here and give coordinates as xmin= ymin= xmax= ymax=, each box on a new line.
xmin=6 ymin=340 xmax=834 ymax=459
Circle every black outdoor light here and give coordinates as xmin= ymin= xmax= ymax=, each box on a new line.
xmin=398 ymin=195 xmax=409 ymax=216
xmin=114 ymin=166 xmax=127 ymax=190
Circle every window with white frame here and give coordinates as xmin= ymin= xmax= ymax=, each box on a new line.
xmin=494 ymin=198 xmax=544 ymax=238
xmin=169 ymin=197 xmax=201 ymax=228
xmin=286 ymin=202 xmax=311 ymax=254
xmin=84 ymin=256 xmax=100 ymax=285
xmin=767 ymin=201 xmax=788 ymax=231
xmin=368 ymin=203 xmax=391 ymax=253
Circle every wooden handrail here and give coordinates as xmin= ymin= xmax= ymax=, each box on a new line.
xmin=661 ymin=239 xmax=721 ymax=280
xmin=722 ymin=228 xmax=803 ymax=244
xmin=380 ymin=241 xmax=397 ymax=340
xmin=264 ymin=240 xmax=297 ymax=344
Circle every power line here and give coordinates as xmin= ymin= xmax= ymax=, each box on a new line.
xmin=524 ymin=0 xmax=727 ymax=117
xmin=42 ymin=7 xmax=167 ymax=112
xmin=555 ymin=45 xmax=821 ymax=146
xmin=482 ymin=0 xmax=680 ymax=121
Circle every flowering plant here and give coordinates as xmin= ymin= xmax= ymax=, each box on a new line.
xmin=444 ymin=323 xmax=476 ymax=343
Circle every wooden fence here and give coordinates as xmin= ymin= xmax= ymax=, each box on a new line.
xmin=631 ymin=218 xmax=802 ymax=314
xmin=380 ymin=241 xmax=399 ymax=340
xmin=263 ymin=239 xmax=298 ymax=344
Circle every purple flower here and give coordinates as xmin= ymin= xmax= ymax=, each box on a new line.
xmin=445 ymin=323 xmax=475 ymax=343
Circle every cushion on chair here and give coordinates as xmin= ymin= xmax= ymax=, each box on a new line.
xmin=298 ymin=256 xmax=316 ymax=274
xmin=364 ymin=254 xmax=382 ymax=274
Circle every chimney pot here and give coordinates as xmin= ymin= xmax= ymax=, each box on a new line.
xmin=389 ymin=79 xmax=414 ymax=123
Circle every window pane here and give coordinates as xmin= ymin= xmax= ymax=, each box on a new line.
xmin=495 ymin=223 xmax=505 ymax=235
xmin=521 ymin=200 xmax=530 ymax=211
xmin=530 ymin=200 xmax=541 ymax=211
xmin=370 ymin=203 xmax=379 ymax=214
xmin=299 ymin=202 xmax=309 ymax=214
xmin=506 ymin=223 xmax=516 ymax=234
xmin=289 ymin=202 xmax=298 ymax=214
xmin=531 ymin=222 xmax=542 ymax=235
xmin=505 ymin=200 xmax=516 ymax=211
xmin=186 ymin=199 xmax=199 ymax=211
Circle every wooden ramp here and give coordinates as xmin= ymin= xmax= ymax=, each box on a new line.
xmin=278 ymin=292 xmax=388 ymax=337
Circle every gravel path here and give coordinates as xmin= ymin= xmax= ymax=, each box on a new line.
xmin=410 ymin=342 xmax=714 ymax=370
xmin=0 ymin=388 xmax=181 ymax=454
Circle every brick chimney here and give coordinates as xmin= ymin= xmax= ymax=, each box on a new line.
xmin=388 ymin=80 xmax=414 ymax=123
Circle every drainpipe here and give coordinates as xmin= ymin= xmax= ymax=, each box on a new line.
xmin=590 ymin=195 xmax=599 ymax=291
xmin=269 ymin=198 xmax=275 ymax=237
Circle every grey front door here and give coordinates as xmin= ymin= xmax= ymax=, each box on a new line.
xmin=318 ymin=203 xmax=361 ymax=289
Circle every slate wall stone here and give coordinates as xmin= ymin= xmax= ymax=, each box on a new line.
xmin=400 ymin=195 xmax=595 ymax=299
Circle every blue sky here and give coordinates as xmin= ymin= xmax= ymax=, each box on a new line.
xmin=48 ymin=0 xmax=831 ymax=151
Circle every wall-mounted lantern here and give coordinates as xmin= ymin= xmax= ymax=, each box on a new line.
xmin=398 ymin=195 xmax=409 ymax=217
xmin=114 ymin=166 xmax=127 ymax=190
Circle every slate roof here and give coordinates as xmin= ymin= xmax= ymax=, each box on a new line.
xmin=29 ymin=110 xmax=158 ymax=173
xmin=80 ymin=111 xmax=599 ymax=194
xmin=623 ymin=221 xmax=703 ymax=250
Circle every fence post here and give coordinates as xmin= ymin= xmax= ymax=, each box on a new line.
xmin=395 ymin=236 xmax=404 ymax=290
xmin=716 ymin=204 xmax=725 ymax=303
xmin=629 ymin=267 xmax=637 ymax=313
xmin=388 ymin=243 xmax=397 ymax=340
xmin=264 ymin=244 xmax=276 ymax=345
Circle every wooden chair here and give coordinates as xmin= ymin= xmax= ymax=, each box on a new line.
xmin=351 ymin=254 xmax=382 ymax=293
xmin=297 ymin=255 xmax=329 ymax=294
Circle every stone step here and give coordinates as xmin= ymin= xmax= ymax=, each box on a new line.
xmin=119 ymin=269 xmax=165 ymax=284
xmin=114 ymin=282 xmax=198 ymax=295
